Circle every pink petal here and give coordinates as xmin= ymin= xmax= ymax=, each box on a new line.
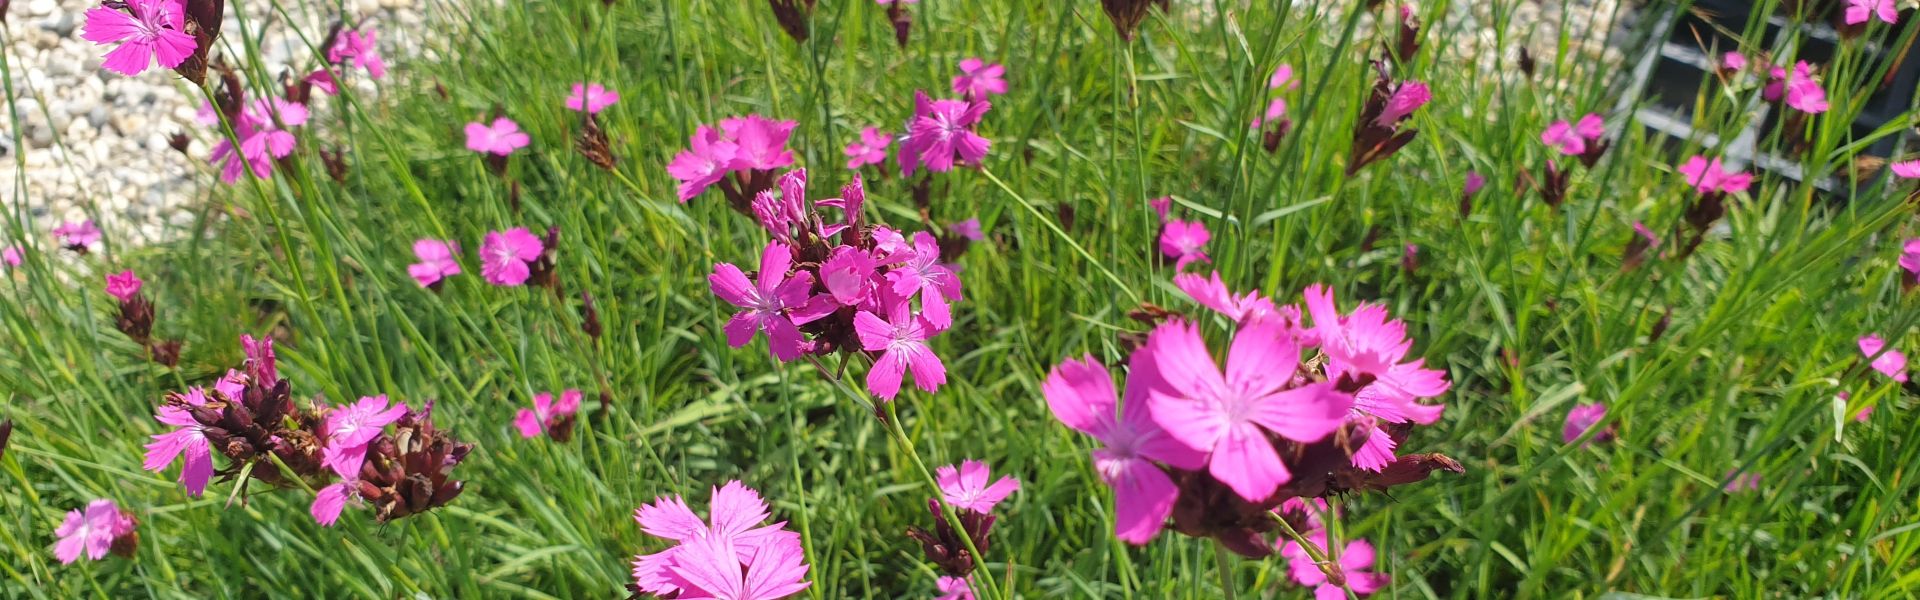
xmin=1110 ymin=458 xmax=1179 ymax=544
xmin=1209 ymin=423 xmax=1289 ymax=501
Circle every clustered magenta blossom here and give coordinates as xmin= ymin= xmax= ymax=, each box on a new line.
xmin=54 ymin=220 xmax=100 ymax=253
xmin=1845 ymin=0 xmax=1900 ymax=25
xmin=81 ymin=0 xmax=197 ymax=76
xmin=900 ymin=91 xmax=992 ymax=176
xmin=844 ymin=126 xmax=892 ymax=170
xmin=1858 ymin=334 xmax=1908 ymax=382
xmin=631 ymin=481 xmax=811 ymax=600
xmin=204 ymin=98 xmax=311 ymax=183
xmin=52 ymin=500 xmax=138 ymax=564
xmin=952 ymin=58 xmax=1007 ymax=100
xmin=1044 ymin=272 xmax=1458 ymax=555
xmin=514 ymin=389 xmax=581 ymax=441
xmin=669 ymin=115 xmax=798 ymax=210
xmin=1763 ymin=61 xmax=1830 ymax=114
xmin=566 ymin=82 xmax=620 ymax=114
xmin=708 ymin=169 xmax=965 ymax=400
xmin=1282 ymin=531 xmax=1387 ymax=599
xmin=909 ymin=461 xmax=1019 ymax=579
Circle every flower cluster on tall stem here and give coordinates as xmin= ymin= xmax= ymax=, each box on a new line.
xmin=81 ymin=0 xmax=197 ymax=77
xmin=908 ymin=461 xmax=1019 ymax=578
xmin=900 ymin=91 xmax=993 ymax=177
xmin=669 ymin=115 xmax=799 ymax=213
xmin=1676 ymin=155 xmax=1753 ymax=257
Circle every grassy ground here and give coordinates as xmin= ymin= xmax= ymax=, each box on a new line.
xmin=5 ymin=0 xmax=1920 ymax=597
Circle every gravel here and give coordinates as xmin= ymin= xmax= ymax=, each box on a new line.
xmin=2 ymin=0 xmax=430 ymax=245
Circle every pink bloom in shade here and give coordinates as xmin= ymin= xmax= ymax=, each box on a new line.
xmin=144 ymin=387 xmax=214 ymax=497
xmin=514 ymin=389 xmax=582 ymax=438
xmin=1846 ymin=0 xmax=1899 ymax=25
xmin=1281 ymin=532 xmax=1387 ymax=599
xmin=934 ymin=460 xmax=1020 ymax=514
xmin=53 ymin=220 xmax=102 ymax=250
xmin=209 ymin=99 xmax=310 ymax=183
xmin=884 ymin=232 xmax=964 ymax=329
xmin=407 ymin=239 xmax=462 ymax=288
xmin=952 ymin=58 xmax=1008 ymax=99
xmin=721 ymin=115 xmax=800 ymax=172
xmin=480 ymin=228 xmax=545 ymax=286
xmin=901 ymin=91 xmax=993 ymax=176
xmin=1145 ymin=320 xmax=1352 ymax=501
xmin=1677 ymin=156 xmax=1753 ymax=195
xmin=935 ymin=576 xmax=975 ymax=600
xmin=711 ymin=241 xmax=834 ymax=361
xmin=1765 ymin=61 xmax=1829 ymax=113
xmin=1561 ymin=402 xmax=1611 ymax=444
xmin=1859 ymin=334 xmax=1909 ymax=382
xmin=310 ymin=478 xmax=358 ymax=526
xmin=947 ymin=218 xmax=984 ymax=242
xmin=2 ymin=246 xmax=21 ymax=267
xmin=669 ymin=126 xmax=740 ymax=202
xmin=1891 ymin=160 xmax=1920 ymax=179
xmin=566 ymin=82 xmax=620 ymax=114
xmin=465 ymin=117 xmax=531 ymax=156
xmin=1159 ymin=219 xmax=1211 ymax=270
xmin=1149 ymin=197 xmax=1172 ymax=221
xmin=320 ymin=395 xmax=409 ymax=476
xmin=80 ymin=0 xmax=196 ymax=76
xmin=1043 ymin=354 xmax=1207 ymax=543
xmin=853 ymin=292 xmax=947 ymax=399
xmin=52 ymin=500 xmax=136 ymax=564
xmin=1269 ymin=64 xmax=1296 ymax=89
xmin=843 ymin=126 xmax=891 ymax=170
xmin=1722 ymin=51 xmax=1748 ymax=72
xmin=1174 ymin=271 xmax=1281 ymax=326
xmin=1373 ymin=81 xmax=1430 ymax=127
xmin=1899 ymin=239 xmax=1920 ymax=277
xmin=1723 ymin=471 xmax=1762 ymax=493
xmin=631 ymin=481 xmax=809 ymax=599
xmin=104 ymin=270 xmax=143 ymax=302
xmin=1463 ymin=172 xmax=1485 ymax=196
xmin=328 ymin=28 xmax=387 ymax=79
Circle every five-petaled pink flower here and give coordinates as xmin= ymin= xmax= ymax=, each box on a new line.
xmin=1149 ymin=197 xmax=1172 ymax=221
xmin=722 ymin=115 xmax=799 ymax=172
xmin=465 ymin=117 xmax=531 ymax=156
xmin=884 ymin=231 xmax=964 ymax=329
xmin=1845 ymin=0 xmax=1899 ymax=25
xmin=900 ymin=91 xmax=992 ymax=176
xmin=144 ymin=386 xmax=214 ymax=497
xmin=514 ymin=389 xmax=582 ymax=439
xmin=311 ymin=476 xmax=360 ymax=527
xmin=668 ymin=125 xmax=740 ymax=201
xmin=844 ymin=126 xmax=892 ymax=170
xmin=1303 ymin=285 xmax=1449 ymax=470
xmin=329 ymin=28 xmax=387 ymax=79
xmin=952 ymin=58 xmax=1008 ymax=99
xmin=81 ymin=0 xmax=196 ymax=76
xmin=1540 ymin=113 xmax=1604 ymax=155
xmin=1044 ymin=354 xmax=1207 ymax=543
xmin=2 ymin=246 xmax=21 ymax=268
xmin=935 ymin=576 xmax=975 ymax=600
xmin=208 ymin=99 xmax=311 ymax=183
xmin=567 ymin=82 xmax=620 ymax=114
xmin=1375 ymin=81 xmax=1430 ymax=127
xmin=1281 ymin=532 xmax=1387 ymax=599
xmin=711 ymin=241 xmax=834 ymax=361
xmin=1891 ymin=160 xmax=1920 ymax=179
xmin=853 ymin=291 xmax=947 ymax=399
xmin=1562 ymin=402 xmax=1612 ymax=445
xmin=52 ymin=500 xmax=137 ymax=564
xmin=1159 ymin=219 xmax=1211 ymax=270
xmin=54 ymin=220 xmax=101 ymax=251
xmin=934 ymin=460 xmax=1020 ymax=514
xmin=1859 ymin=334 xmax=1908 ymax=382
xmin=631 ymin=481 xmax=811 ymax=600
xmin=1270 ymin=64 xmax=1296 ymax=89
xmin=1145 ymin=320 xmax=1351 ymax=501
xmin=1764 ymin=61 xmax=1829 ymax=114
xmin=321 ymin=395 xmax=409 ymax=477
xmin=1678 ymin=156 xmax=1753 ymax=195
xmin=105 ymin=270 xmax=143 ymax=302
xmin=407 ymin=239 xmax=462 ymax=288
xmin=480 ymin=228 xmax=545 ymax=286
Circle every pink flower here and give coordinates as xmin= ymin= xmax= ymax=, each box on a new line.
xmin=2 ymin=246 xmax=21 ymax=267
xmin=935 ymin=576 xmax=975 ymax=600
xmin=465 ymin=117 xmax=531 ymax=156
xmin=853 ymin=292 xmax=946 ymax=399
xmin=54 ymin=220 xmax=101 ymax=251
xmin=209 ymin=99 xmax=310 ymax=183
xmin=947 ymin=218 xmax=984 ymax=242
xmin=143 ymin=387 xmax=213 ymax=497
xmin=311 ymin=478 xmax=359 ymax=527
xmin=104 ymin=270 xmax=143 ymax=302
xmin=1044 ymin=354 xmax=1207 ymax=543
xmin=1463 ymin=171 xmax=1486 ymax=196
xmin=1561 ymin=403 xmax=1611 ymax=445
xmin=631 ymin=481 xmax=811 ymax=599
xmin=567 ymin=82 xmax=620 ymax=114
xmin=1281 ymin=532 xmax=1387 ymax=599
xmin=1251 ymin=97 xmax=1288 ymax=129
xmin=1159 ymin=219 xmax=1211 ymax=270
xmin=1678 ymin=155 xmax=1753 ymax=195
xmin=1373 ymin=81 xmax=1429 ymax=127
xmin=514 ymin=389 xmax=582 ymax=439
xmin=321 ymin=395 xmax=409 ymax=477
xmin=1539 ymin=113 xmax=1604 ymax=156
xmin=883 ymin=231 xmax=964 ymax=329
xmin=52 ymin=500 xmax=136 ymax=564
xmin=1149 ymin=197 xmax=1172 ymax=221
xmin=242 ymin=334 xmax=277 ymax=384
xmin=1891 ymin=160 xmax=1920 ymax=179
xmin=328 ymin=28 xmax=387 ymax=79
xmin=1859 ymin=334 xmax=1908 ymax=382
xmin=1723 ymin=471 xmax=1762 ymax=493
xmin=1900 ymin=239 xmax=1920 ymax=277
xmin=952 ymin=58 xmax=1008 ymax=99
xmin=407 ymin=239 xmax=462 ymax=288
xmin=934 ymin=460 xmax=1020 ymax=513
xmin=1174 ymin=271 xmax=1281 ymax=326
xmin=1845 ymin=0 xmax=1899 ymax=25
xmin=1765 ymin=61 xmax=1829 ymax=114
xmin=844 ymin=126 xmax=891 ymax=170
xmin=480 ymin=228 xmax=545 ymax=286
xmin=711 ymin=241 xmax=834 ymax=361
xmin=1721 ymin=51 xmax=1748 ymax=72
xmin=1269 ymin=64 xmax=1296 ymax=89
xmin=722 ymin=115 xmax=799 ymax=172
xmin=900 ymin=91 xmax=992 ymax=176
xmin=1303 ymin=285 xmax=1449 ymax=469
xmin=1145 ymin=320 xmax=1351 ymax=501
xmin=80 ymin=0 xmax=196 ymax=76
xmin=669 ymin=126 xmax=740 ymax=201
xmin=819 ymin=246 xmax=880 ymax=306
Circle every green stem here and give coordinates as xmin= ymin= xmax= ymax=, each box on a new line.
xmin=1214 ymin=541 xmax=1238 ymax=600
